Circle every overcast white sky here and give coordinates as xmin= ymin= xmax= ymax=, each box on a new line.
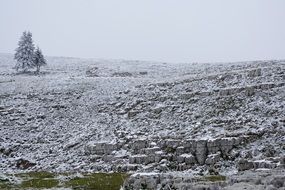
xmin=1 ymin=0 xmax=285 ymax=63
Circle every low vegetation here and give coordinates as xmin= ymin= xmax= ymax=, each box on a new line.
xmin=0 ymin=172 xmax=129 ymax=189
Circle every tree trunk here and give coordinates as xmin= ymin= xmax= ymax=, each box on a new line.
xmin=36 ymin=66 xmax=40 ymax=73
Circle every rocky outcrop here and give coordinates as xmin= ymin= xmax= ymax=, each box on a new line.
xmin=1 ymin=54 xmax=284 ymax=181
xmin=15 ymin=158 xmax=36 ymax=170
xmin=205 ymin=153 xmax=221 ymax=165
xmin=123 ymin=169 xmax=285 ymax=190
xmin=85 ymin=141 xmax=119 ymax=155
xmin=237 ymin=159 xmax=280 ymax=171
xmin=237 ymin=159 xmax=254 ymax=171
xmin=248 ymin=68 xmax=262 ymax=77
xmin=83 ymin=136 xmax=267 ymax=172
xmin=177 ymin=154 xmax=196 ymax=165
xmin=131 ymin=139 xmax=148 ymax=153
xmin=129 ymin=155 xmax=150 ymax=165
xmin=195 ymin=140 xmax=208 ymax=164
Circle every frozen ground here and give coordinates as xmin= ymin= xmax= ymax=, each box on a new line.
xmin=0 ymin=53 xmax=284 ymax=189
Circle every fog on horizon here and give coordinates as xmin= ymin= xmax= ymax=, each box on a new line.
xmin=1 ymin=0 xmax=285 ymax=63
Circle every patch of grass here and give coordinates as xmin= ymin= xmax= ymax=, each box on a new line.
xmin=0 ymin=180 xmax=12 ymax=189
xmin=21 ymin=178 xmax=59 ymax=188
xmin=66 ymin=173 xmax=129 ymax=190
xmin=204 ymin=175 xmax=226 ymax=182
xmin=16 ymin=172 xmax=58 ymax=189
xmin=16 ymin=171 xmax=55 ymax=179
xmin=1 ymin=172 xmax=129 ymax=190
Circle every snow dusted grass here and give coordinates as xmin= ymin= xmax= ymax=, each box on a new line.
xmin=0 ymin=53 xmax=284 ymax=189
xmin=0 ymin=172 xmax=128 ymax=189
xmin=1 ymin=53 xmax=214 ymax=172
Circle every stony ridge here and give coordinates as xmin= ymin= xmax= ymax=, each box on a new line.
xmin=0 ymin=54 xmax=284 ymax=189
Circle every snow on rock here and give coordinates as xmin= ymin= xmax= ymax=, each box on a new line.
xmin=0 ymin=53 xmax=284 ymax=176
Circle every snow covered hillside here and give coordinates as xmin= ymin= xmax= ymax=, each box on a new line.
xmin=0 ymin=53 xmax=284 ymax=188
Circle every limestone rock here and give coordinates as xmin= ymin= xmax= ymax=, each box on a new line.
xmin=195 ymin=140 xmax=207 ymax=165
xmin=124 ymin=173 xmax=160 ymax=190
xmin=85 ymin=141 xmax=117 ymax=155
xmin=207 ymin=139 xmax=220 ymax=154
xmin=184 ymin=154 xmax=196 ymax=165
xmin=129 ymin=154 xmax=154 ymax=164
xmin=253 ymin=160 xmax=278 ymax=169
xmin=177 ymin=153 xmax=196 ymax=165
xmin=131 ymin=139 xmax=148 ymax=153
xmin=164 ymin=139 xmax=181 ymax=149
xmin=16 ymin=158 xmax=36 ymax=169
xmin=142 ymin=147 xmax=161 ymax=154
xmin=175 ymin=146 xmax=185 ymax=155
xmin=154 ymin=151 xmax=165 ymax=163
xmin=205 ymin=153 xmax=221 ymax=165
xmin=245 ymin=87 xmax=255 ymax=96
xmin=248 ymin=68 xmax=262 ymax=77
xmin=183 ymin=140 xmax=197 ymax=154
xmin=220 ymin=138 xmax=239 ymax=157
xmin=237 ymin=159 xmax=254 ymax=171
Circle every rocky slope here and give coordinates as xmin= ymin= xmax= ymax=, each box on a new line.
xmin=0 ymin=53 xmax=284 ymax=189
